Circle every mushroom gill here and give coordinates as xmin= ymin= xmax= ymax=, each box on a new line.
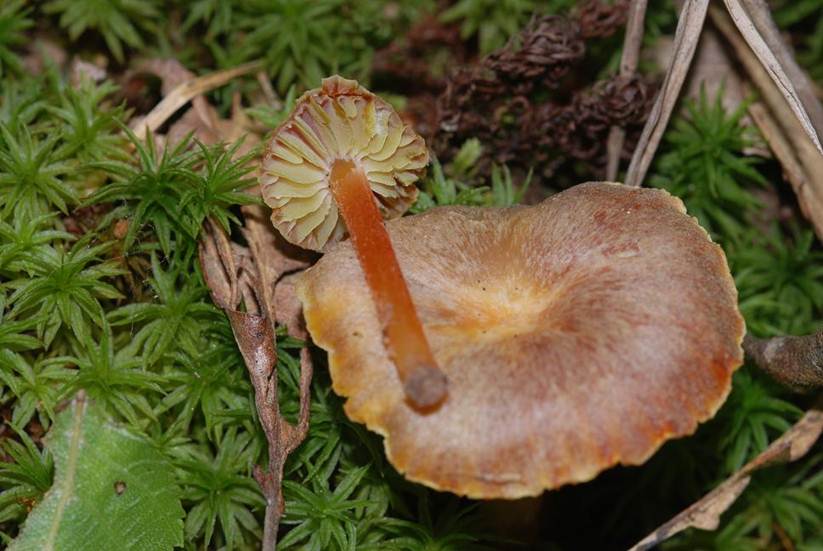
xmin=259 ymin=75 xmax=447 ymax=408
xmin=260 ymin=75 xmax=427 ymax=252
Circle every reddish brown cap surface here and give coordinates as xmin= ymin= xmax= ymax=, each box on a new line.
xmin=297 ymin=182 xmax=745 ymax=498
xmin=259 ymin=76 xmax=428 ymax=252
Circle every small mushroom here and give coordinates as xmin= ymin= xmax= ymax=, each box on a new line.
xmin=297 ymin=182 xmax=745 ymax=499
xmin=260 ymin=76 xmax=447 ymax=409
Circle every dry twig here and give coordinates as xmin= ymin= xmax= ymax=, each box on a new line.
xmin=710 ymin=6 xmax=823 ymax=239
xmin=198 ymin=219 xmax=312 ymax=551
xmin=626 ymin=0 xmax=823 ymax=188
xmin=625 ymin=0 xmax=709 ymax=187
xmin=722 ymin=0 xmax=822 ymax=153
xmin=742 ymin=0 xmax=823 ymax=136
xmin=631 ymin=329 xmax=823 ymax=548
xmin=606 ymin=0 xmax=647 ymax=181
xmin=631 ymin=398 xmax=823 ymax=550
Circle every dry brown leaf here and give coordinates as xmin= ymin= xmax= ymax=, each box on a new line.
xmin=130 ymin=60 xmax=263 ymax=137
xmin=198 ymin=219 xmax=312 ymax=551
xmin=630 ymin=401 xmax=823 ymax=550
xmin=625 ymin=0 xmax=709 ymax=187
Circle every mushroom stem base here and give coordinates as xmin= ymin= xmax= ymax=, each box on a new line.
xmin=329 ymin=159 xmax=447 ymax=409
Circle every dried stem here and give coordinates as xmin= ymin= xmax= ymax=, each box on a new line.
xmin=625 ymin=0 xmax=709 ymax=187
xmin=631 ymin=397 xmax=823 ymax=550
xmin=722 ymin=0 xmax=822 ymax=153
xmin=328 ymin=160 xmax=447 ymax=409
xmin=711 ymin=5 xmax=823 ymax=239
xmin=631 ymin=328 xmax=823 ymax=548
xmin=606 ymin=0 xmax=647 ymax=181
xmin=199 ymin=218 xmax=312 ymax=551
xmin=743 ymin=0 xmax=823 ymax=137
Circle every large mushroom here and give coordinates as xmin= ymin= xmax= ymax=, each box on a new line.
xmin=297 ymin=182 xmax=745 ymax=499
xmin=260 ymin=76 xmax=447 ymax=408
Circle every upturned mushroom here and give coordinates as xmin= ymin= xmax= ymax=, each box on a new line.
xmin=297 ymin=182 xmax=745 ymax=499
xmin=259 ymin=76 xmax=447 ymax=409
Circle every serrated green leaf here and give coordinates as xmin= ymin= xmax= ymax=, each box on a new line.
xmin=9 ymin=396 xmax=184 ymax=551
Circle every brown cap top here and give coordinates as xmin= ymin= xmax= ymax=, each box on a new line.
xmin=297 ymin=182 xmax=745 ymax=499
xmin=259 ymin=76 xmax=428 ymax=252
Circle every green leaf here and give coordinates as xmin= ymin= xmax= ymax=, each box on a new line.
xmin=9 ymin=396 xmax=184 ymax=551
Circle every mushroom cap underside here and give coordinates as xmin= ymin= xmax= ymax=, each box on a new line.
xmin=297 ymin=182 xmax=745 ymax=499
xmin=260 ymin=75 xmax=428 ymax=252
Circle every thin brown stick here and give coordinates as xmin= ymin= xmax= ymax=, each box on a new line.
xmin=746 ymin=99 xmax=811 ymax=210
xmin=257 ymin=71 xmax=280 ymax=108
xmin=131 ymin=60 xmax=263 ymax=137
xmin=625 ymin=0 xmax=709 ymax=187
xmin=722 ymin=0 xmax=822 ymax=154
xmin=606 ymin=0 xmax=647 ymax=181
xmin=743 ymin=0 xmax=823 ymax=138
xmin=630 ymin=398 xmax=823 ymax=550
xmin=711 ymin=6 xmax=823 ymax=238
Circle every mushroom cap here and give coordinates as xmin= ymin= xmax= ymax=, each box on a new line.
xmin=297 ymin=182 xmax=745 ymax=499
xmin=260 ymin=76 xmax=428 ymax=252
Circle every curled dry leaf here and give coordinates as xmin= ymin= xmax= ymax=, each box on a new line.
xmin=198 ymin=218 xmax=312 ymax=551
xmin=240 ymin=204 xmax=316 ymax=325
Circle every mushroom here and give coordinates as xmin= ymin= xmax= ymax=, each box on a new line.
xmin=259 ymin=76 xmax=447 ymax=409
xmin=297 ymin=182 xmax=745 ymax=499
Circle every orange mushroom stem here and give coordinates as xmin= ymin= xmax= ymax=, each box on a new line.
xmin=329 ymin=159 xmax=447 ymax=409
